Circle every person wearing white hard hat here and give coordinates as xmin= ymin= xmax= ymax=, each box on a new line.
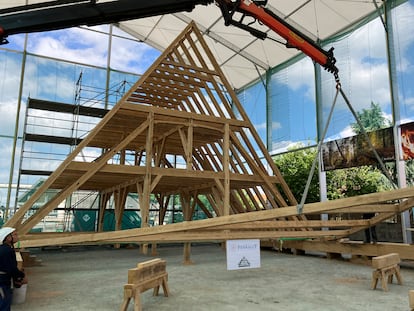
xmin=0 ymin=227 xmax=26 ymax=310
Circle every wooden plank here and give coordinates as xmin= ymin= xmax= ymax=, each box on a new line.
xmin=17 ymin=186 xmax=414 ymax=247
xmin=409 ymin=290 xmax=414 ymax=309
xmin=282 ymin=240 xmax=414 ymax=260
xmin=208 ymin=219 xmax=369 ymax=229
xmin=128 ymin=262 xmax=166 ymax=284
xmin=61 ymin=161 xmax=280 ymax=183
xmin=137 ymin=258 xmax=162 ymax=269
xmin=223 ymin=123 xmax=230 ymax=216
xmin=372 ymin=253 xmax=400 ymax=269
xmin=121 ymin=258 xmax=169 ymax=311
xmin=19 ymin=229 xmax=351 ymax=248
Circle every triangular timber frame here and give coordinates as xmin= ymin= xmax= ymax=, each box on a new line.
xmin=6 ymin=22 xmax=414 ymax=250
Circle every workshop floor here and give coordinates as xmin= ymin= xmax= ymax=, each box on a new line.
xmin=11 ymin=243 xmax=414 ymax=311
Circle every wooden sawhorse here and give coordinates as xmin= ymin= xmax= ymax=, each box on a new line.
xmin=371 ymin=253 xmax=403 ymax=291
xmin=119 ymin=258 xmax=170 ymax=311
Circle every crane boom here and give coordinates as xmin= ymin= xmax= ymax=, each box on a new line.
xmin=216 ymin=0 xmax=338 ymax=78
xmin=0 ymin=0 xmax=213 ymax=42
xmin=0 ymin=0 xmax=338 ymax=78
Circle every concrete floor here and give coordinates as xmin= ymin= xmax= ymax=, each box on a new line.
xmin=11 ymin=243 xmax=414 ymax=311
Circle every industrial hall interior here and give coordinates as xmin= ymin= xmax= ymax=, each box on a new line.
xmin=2 ymin=0 xmax=414 ymax=310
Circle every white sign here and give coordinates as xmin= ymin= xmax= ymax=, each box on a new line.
xmin=226 ymin=239 xmax=261 ymax=270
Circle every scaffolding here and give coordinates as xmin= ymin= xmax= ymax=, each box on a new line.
xmin=14 ymin=74 xmax=141 ymax=232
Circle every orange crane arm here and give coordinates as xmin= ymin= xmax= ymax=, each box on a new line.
xmin=216 ymin=0 xmax=338 ymax=78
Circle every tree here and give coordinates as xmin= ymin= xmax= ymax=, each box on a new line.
xmin=273 ymin=145 xmax=320 ymax=204
xmin=273 ymin=145 xmax=391 ymax=204
xmin=326 ymin=166 xmax=390 ymax=200
xmin=350 ymin=102 xmax=391 ymax=134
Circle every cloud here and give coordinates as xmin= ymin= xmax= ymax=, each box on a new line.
xmin=283 ymin=59 xmax=315 ymax=90
xmin=28 ymin=28 xmax=108 ymax=67
xmin=75 ymin=148 xmax=102 ymax=163
xmin=270 ymin=139 xmax=315 ymax=154
xmin=347 ymin=58 xmax=391 ymax=110
xmin=110 ymin=37 xmax=159 ymax=73
xmin=0 ymin=54 xmax=21 ymax=102
xmin=0 ymin=53 xmax=25 ymax=136
xmin=26 ymin=26 xmax=159 ymax=74
xmin=331 ymin=18 xmax=391 ymax=112
xmin=327 ymin=125 xmax=355 ymax=141
xmin=253 ymin=122 xmax=266 ymax=130
xmin=0 ymin=140 xmax=14 ymax=181
xmin=347 ymin=18 xmax=387 ymax=61
xmin=272 ymin=121 xmax=281 ymax=130
xmin=0 ymin=100 xmax=21 ymax=137
xmin=23 ymin=60 xmax=78 ymax=102
xmin=392 ymin=2 xmax=414 ymax=55
xmin=272 ymin=58 xmax=315 ymax=100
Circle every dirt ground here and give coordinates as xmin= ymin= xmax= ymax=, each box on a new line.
xmin=11 ymin=243 xmax=414 ymax=310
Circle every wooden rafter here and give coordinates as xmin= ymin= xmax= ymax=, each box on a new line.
xmin=5 ymin=21 xmax=414 ymax=252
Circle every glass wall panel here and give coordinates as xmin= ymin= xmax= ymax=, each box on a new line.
xmin=0 ymin=50 xmax=23 ymax=136
xmin=237 ymin=81 xmax=267 ymax=146
xmin=23 ymin=54 xmax=108 ymax=109
xmin=0 ymin=137 xmax=15 ymax=206
xmin=0 ymin=138 xmax=22 ymax=208
xmin=268 ymin=57 xmax=316 ymax=152
xmin=392 ymin=0 xmax=414 ymax=122
xmin=0 ymin=50 xmax=23 ymax=202
xmin=320 ymin=17 xmax=391 ymax=140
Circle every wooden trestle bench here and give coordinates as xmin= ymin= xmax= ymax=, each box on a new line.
xmin=371 ymin=253 xmax=403 ymax=291
xmin=410 ymin=290 xmax=414 ymax=310
xmin=119 ymin=258 xmax=170 ymax=311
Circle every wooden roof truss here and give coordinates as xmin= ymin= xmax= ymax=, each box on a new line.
xmin=6 ymin=22 xmax=414 ymax=248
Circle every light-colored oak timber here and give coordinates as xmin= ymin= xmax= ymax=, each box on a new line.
xmin=281 ymin=240 xmax=414 ymax=260
xmin=371 ymin=253 xmax=403 ymax=291
xmin=120 ymin=258 xmax=169 ymax=311
xmin=7 ymin=21 xmax=414 ymax=259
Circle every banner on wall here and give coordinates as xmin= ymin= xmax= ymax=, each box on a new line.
xmin=321 ymin=127 xmax=395 ymax=171
xmin=401 ymin=122 xmax=414 ymax=160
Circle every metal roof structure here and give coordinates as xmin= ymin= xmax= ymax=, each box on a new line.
xmin=0 ymin=0 xmax=385 ymax=90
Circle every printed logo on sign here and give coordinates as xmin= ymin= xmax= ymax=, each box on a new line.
xmin=82 ymin=214 xmax=91 ymax=222
xmin=238 ymin=256 xmax=250 ymax=268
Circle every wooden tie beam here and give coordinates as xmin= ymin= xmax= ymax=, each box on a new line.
xmin=119 ymin=258 xmax=169 ymax=311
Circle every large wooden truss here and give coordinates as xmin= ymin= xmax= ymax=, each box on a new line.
xmin=6 ymin=22 xmax=414 ymax=250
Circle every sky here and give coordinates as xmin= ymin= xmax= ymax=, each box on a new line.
xmin=1 ymin=1 xmax=414 ymax=207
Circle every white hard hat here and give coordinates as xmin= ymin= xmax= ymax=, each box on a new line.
xmin=0 ymin=227 xmax=15 ymax=243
